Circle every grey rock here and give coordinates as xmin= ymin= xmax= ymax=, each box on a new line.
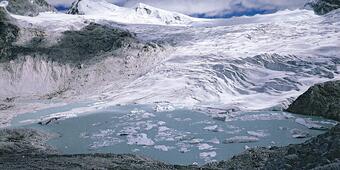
xmin=0 ymin=21 xmax=142 ymax=65
xmin=286 ymin=80 xmax=340 ymax=121
xmin=0 ymin=5 xmax=20 ymax=63
xmin=6 ymin=0 xmax=55 ymax=16
xmin=306 ymin=0 xmax=340 ymax=15
xmin=67 ymin=0 xmax=83 ymax=15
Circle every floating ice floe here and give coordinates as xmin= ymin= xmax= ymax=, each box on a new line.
xmin=130 ymin=108 xmax=146 ymax=114
xmin=174 ymin=117 xmax=192 ymax=122
xmin=207 ymin=138 xmax=220 ymax=144
xmin=91 ymin=129 xmax=115 ymax=139
xmin=157 ymin=121 xmax=166 ymax=125
xmin=127 ymin=133 xmax=155 ymax=146
xmin=153 ymin=103 xmax=175 ymax=112
xmin=117 ymin=127 xmax=139 ymax=136
xmin=197 ymin=143 xmax=214 ymax=150
xmin=295 ymin=118 xmax=327 ymax=130
xmin=290 ymin=128 xmax=310 ymax=138
xmin=223 ymin=136 xmax=259 ymax=144
xmin=199 ymin=151 xmax=217 ymax=162
xmin=144 ymin=122 xmax=158 ymax=131
xmin=247 ymin=130 xmax=269 ymax=138
xmin=80 ymin=132 xmax=90 ymax=139
xmin=244 ymin=145 xmax=251 ymax=150
xmin=154 ymin=145 xmax=174 ymax=151
xmin=89 ymin=138 xmax=123 ymax=149
xmin=189 ymin=138 xmax=204 ymax=144
xmin=129 ymin=109 xmax=155 ymax=119
xmin=132 ymin=148 xmax=140 ymax=152
xmin=158 ymin=126 xmax=171 ymax=132
xmin=227 ymin=112 xmax=293 ymax=121
xmin=179 ymin=147 xmax=190 ymax=153
xmin=203 ymin=125 xmax=224 ymax=132
xmin=279 ymin=126 xmax=288 ymax=131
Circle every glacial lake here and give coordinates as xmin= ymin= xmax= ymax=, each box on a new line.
xmin=10 ymin=104 xmax=337 ymax=165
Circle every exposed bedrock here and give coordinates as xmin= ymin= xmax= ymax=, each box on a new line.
xmin=5 ymin=0 xmax=55 ymax=16
xmin=287 ymin=80 xmax=340 ymax=121
xmin=307 ymin=0 xmax=340 ymax=15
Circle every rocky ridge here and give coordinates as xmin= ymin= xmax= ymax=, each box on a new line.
xmin=287 ymin=80 xmax=340 ymax=121
xmin=5 ymin=0 xmax=55 ymax=16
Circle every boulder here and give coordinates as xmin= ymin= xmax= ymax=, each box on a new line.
xmin=286 ymin=80 xmax=340 ymax=121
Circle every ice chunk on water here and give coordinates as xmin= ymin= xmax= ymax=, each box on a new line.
xmin=157 ymin=121 xmax=166 ymax=125
xmin=127 ymin=133 xmax=155 ymax=146
xmin=117 ymin=127 xmax=139 ymax=136
xmin=154 ymin=145 xmax=174 ymax=151
xmin=179 ymin=147 xmax=190 ymax=153
xmin=229 ymin=113 xmax=291 ymax=121
xmin=244 ymin=145 xmax=250 ymax=150
xmin=174 ymin=117 xmax=192 ymax=122
xmin=197 ymin=143 xmax=214 ymax=150
xmin=290 ymin=128 xmax=310 ymax=138
xmin=247 ymin=130 xmax=269 ymax=138
xmin=199 ymin=151 xmax=217 ymax=162
xmin=89 ymin=138 xmax=123 ymax=149
xmin=189 ymin=138 xmax=204 ymax=144
xmin=91 ymin=129 xmax=115 ymax=139
xmin=153 ymin=103 xmax=175 ymax=112
xmin=207 ymin=138 xmax=220 ymax=144
xmin=158 ymin=126 xmax=171 ymax=132
xmin=144 ymin=122 xmax=158 ymax=131
xmin=204 ymin=125 xmax=224 ymax=132
xmin=223 ymin=136 xmax=259 ymax=144
xmin=295 ymin=118 xmax=326 ymax=130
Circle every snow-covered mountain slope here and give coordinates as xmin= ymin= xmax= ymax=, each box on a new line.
xmin=67 ymin=0 xmax=197 ymax=26
xmin=85 ymin=9 xmax=340 ymax=112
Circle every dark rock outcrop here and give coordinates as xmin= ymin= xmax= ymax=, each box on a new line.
xmin=0 ymin=128 xmax=56 ymax=155
xmin=286 ymin=80 xmax=340 ymax=121
xmin=67 ymin=0 xmax=83 ymax=15
xmin=6 ymin=0 xmax=55 ymax=16
xmin=0 ymin=4 xmax=19 ymax=63
xmin=307 ymin=0 xmax=340 ymax=15
xmin=0 ymin=21 xmax=139 ymax=64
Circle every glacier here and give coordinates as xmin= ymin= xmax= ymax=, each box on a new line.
xmin=0 ymin=0 xmax=340 ymax=127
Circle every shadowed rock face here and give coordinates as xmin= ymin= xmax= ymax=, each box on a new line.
xmin=6 ymin=0 xmax=55 ymax=16
xmin=307 ymin=0 xmax=340 ymax=15
xmin=286 ymin=80 xmax=340 ymax=121
xmin=0 ymin=22 xmax=138 ymax=64
xmin=0 ymin=6 xmax=19 ymax=62
xmin=67 ymin=0 xmax=83 ymax=15
xmin=0 ymin=128 xmax=56 ymax=155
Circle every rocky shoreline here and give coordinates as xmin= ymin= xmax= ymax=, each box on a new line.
xmin=0 ymin=124 xmax=338 ymax=169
